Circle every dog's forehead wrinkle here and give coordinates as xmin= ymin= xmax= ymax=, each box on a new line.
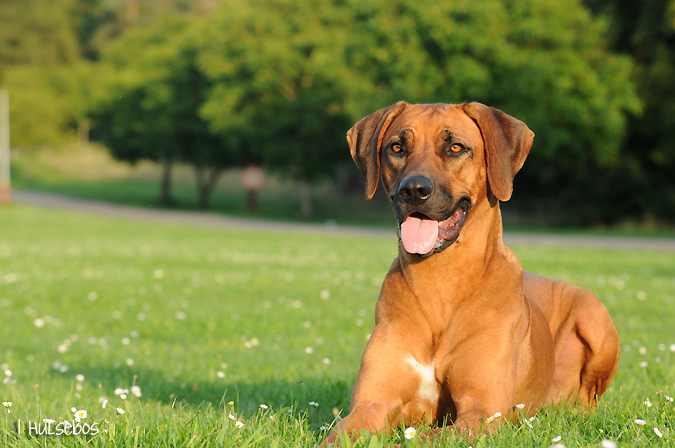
xmin=439 ymin=129 xmax=452 ymax=141
xmin=399 ymin=128 xmax=415 ymax=144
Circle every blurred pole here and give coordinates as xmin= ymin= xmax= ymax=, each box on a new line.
xmin=247 ymin=190 xmax=257 ymax=213
xmin=0 ymin=90 xmax=9 ymax=204
xmin=241 ymin=165 xmax=266 ymax=213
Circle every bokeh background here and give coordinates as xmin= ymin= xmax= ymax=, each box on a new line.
xmin=1 ymin=0 xmax=674 ymax=229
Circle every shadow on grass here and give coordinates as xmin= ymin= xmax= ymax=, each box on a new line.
xmin=54 ymin=363 xmax=354 ymax=428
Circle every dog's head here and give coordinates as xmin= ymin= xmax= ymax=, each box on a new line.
xmin=348 ymin=102 xmax=534 ymax=256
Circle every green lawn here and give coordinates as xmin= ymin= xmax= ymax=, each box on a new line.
xmin=1 ymin=205 xmax=674 ymax=447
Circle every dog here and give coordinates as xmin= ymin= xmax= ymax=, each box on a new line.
xmin=322 ymin=102 xmax=620 ymax=445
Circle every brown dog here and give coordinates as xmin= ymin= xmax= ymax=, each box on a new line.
xmin=323 ymin=102 xmax=620 ymax=445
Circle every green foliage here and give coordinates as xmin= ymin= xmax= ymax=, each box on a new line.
xmin=0 ymin=0 xmax=80 ymax=79
xmin=335 ymin=0 xmax=640 ymax=224
xmin=3 ymin=63 xmax=95 ymax=149
xmin=197 ymin=0 xmax=354 ymax=181
xmin=3 ymin=0 xmax=672 ymax=222
xmin=90 ymin=15 xmax=196 ymax=165
xmin=579 ymin=0 xmax=675 ymax=223
xmin=0 ymin=0 xmax=95 ymax=150
xmin=88 ymin=14 xmax=244 ymax=207
xmin=195 ymin=0 xmax=639 ymax=190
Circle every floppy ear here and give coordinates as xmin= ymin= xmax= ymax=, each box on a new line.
xmin=461 ymin=102 xmax=534 ymax=202
xmin=347 ymin=101 xmax=409 ymax=200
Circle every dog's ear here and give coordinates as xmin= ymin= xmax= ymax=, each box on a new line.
xmin=347 ymin=101 xmax=409 ymax=200
xmin=461 ymin=102 xmax=534 ymax=202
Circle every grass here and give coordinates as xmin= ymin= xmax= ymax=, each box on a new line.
xmin=1 ymin=204 xmax=674 ymax=447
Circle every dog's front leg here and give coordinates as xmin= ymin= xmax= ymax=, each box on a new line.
xmin=321 ymin=399 xmax=403 ymax=446
xmin=321 ymin=323 xmax=438 ymax=446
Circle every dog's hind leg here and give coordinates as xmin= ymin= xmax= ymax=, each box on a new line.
xmin=574 ymin=289 xmax=621 ymax=407
xmin=547 ymin=287 xmax=620 ymax=408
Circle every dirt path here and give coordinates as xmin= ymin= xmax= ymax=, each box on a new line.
xmin=12 ymin=190 xmax=675 ymax=251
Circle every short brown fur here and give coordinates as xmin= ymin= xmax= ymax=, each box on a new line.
xmin=323 ymin=102 xmax=620 ymax=445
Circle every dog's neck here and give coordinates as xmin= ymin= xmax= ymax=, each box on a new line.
xmin=397 ymin=198 xmax=520 ymax=304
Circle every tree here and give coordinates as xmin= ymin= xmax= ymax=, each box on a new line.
xmin=336 ymin=0 xmax=640 ymax=224
xmin=581 ymin=0 xmax=675 ymax=223
xmin=0 ymin=0 xmax=80 ymax=82
xmin=2 ymin=63 xmax=94 ymax=150
xmin=197 ymin=0 xmax=638 ymax=222
xmin=89 ymin=14 xmax=242 ymax=208
xmin=197 ymin=0 xmax=355 ymax=218
xmin=89 ymin=16 xmax=193 ymax=205
xmin=169 ymin=29 xmax=246 ymax=209
xmin=70 ymin=0 xmax=222 ymax=60
xmin=0 ymin=0 xmax=93 ymax=150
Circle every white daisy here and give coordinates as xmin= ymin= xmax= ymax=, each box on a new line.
xmin=404 ymin=427 xmax=416 ymax=439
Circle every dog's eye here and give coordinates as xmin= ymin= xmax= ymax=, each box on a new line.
xmin=391 ymin=143 xmax=402 ymax=153
xmin=449 ymin=143 xmax=464 ymax=153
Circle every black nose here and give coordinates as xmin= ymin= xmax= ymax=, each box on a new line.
xmin=398 ymin=176 xmax=433 ymax=205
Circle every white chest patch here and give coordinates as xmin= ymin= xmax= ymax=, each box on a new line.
xmin=406 ymin=356 xmax=439 ymax=403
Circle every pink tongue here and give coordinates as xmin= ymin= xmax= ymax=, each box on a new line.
xmin=400 ymin=216 xmax=439 ymax=254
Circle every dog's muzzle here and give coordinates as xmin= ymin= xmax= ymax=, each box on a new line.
xmin=396 ymin=176 xmax=469 ymax=255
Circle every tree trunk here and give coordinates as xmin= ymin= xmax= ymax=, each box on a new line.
xmin=195 ymin=165 xmax=222 ymax=210
xmin=77 ymin=119 xmax=90 ymax=145
xmin=299 ymin=180 xmax=313 ymax=220
xmin=158 ymin=157 xmax=174 ymax=206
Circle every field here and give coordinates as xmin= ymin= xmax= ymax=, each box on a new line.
xmin=1 ymin=204 xmax=674 ymax=447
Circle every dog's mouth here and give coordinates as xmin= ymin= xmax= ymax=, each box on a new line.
xmin=397 ymin=200 xmax=469 ymax=256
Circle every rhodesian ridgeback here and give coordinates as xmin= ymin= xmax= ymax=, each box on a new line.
xmin=323 ymin=102 xmax=620 ymax=445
